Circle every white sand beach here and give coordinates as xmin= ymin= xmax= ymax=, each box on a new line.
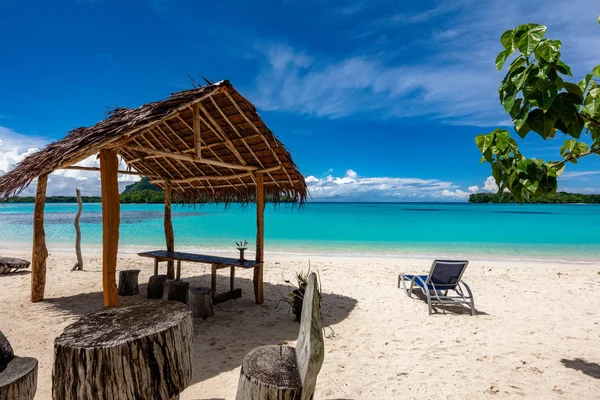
xmin=1 ymin=250 xmax=599 ymax=399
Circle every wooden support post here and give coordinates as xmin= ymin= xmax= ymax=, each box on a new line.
xmin=254 ymin=173 xmax=264 ymax=305
xmin=193 ymin=104 xmax=201 ymax=159
xmin=164 ymin=185 xmax=175 ymax=279
xmin=100 ymin=149 xmax=120 ymax=307
xmin=31 ymin=173 xmax=48 ymax=302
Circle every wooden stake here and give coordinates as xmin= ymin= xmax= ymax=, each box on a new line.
xmin=71 ymin=188 xmax=84 ymax=271
xmin=100 ymin=149 xmax=120 ymax=307
xmin=164 ymin=184 xmax=175 ymax=279
xmin=254 ymin=173 xmax=264 ymax=305
xmin=193 ymin=104 xmax=201 ymax=159
xmin=31 ymin=173 xmax=48 ymax=302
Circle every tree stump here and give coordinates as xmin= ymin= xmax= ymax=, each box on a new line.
xmin=167 ymin=280 xmax=189 ymax=304
xmin=189 ymin=287 xmax=214 ymax=319
xmin=147 ymin=274 xmax=168 ymax=299
xmin=118 ymin=269 xmax=141 ymax=296
xmin=0 ymin=330 xmax=38 ymax=400
xmin=236 ymin=273 xmax=324 ymax=400
xmin=53 ymin=300 xmax=193 ymax=400
xmin=0 ymin=257 xmax=30 ymax=275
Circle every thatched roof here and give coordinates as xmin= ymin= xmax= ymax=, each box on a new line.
xmin=0 ymin=81 xmax=307 ymax=203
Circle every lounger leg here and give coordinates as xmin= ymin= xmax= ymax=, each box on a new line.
xmin=399 ymin=275 xmax=411 ymax=297
xmin=461 ymin=281 xmax=476 ymax=316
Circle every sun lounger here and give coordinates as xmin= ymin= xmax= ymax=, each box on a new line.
xmin=398 ymin=260 xmax=475 ymax=315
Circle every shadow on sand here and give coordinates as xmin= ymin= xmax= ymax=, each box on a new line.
xmin=561 ymin=358 xmax=600 ymax=379
xmin=44 ymin=273 xmax=358 ymax=389
xmin=410 ymin=291 xmax=488 ymax=315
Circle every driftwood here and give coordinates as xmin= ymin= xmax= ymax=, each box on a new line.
xmin=0 ymin=257 xmax=30 ymax=275
xmin=189 ymin=287 xmax=214 ymax=319
xmin=53 ymin=301 xmax=193 ymax=400
xmin=236 ymin=273 xmax=324 ymax=400
xmin=148 ymin=274 xmax=168 ymax=299
xmin=0 ymin=330 xmax=38 ymax=400
xmin=118 ymin=270 xmax=140 ymax=296
xmin=71 ymin=188 xmax=84 ymax=271
xmin=167 ymin=280 xmax=189 ymax=304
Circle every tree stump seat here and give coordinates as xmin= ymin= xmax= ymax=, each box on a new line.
xmin=148 ymin=274 xmax=168 ymax=299
xmin=189 ymin=287 xmax=214 ymax=319
xmin=118 ymin=269 xmax=140 ymax=296
xmin=53 ymin=300 xmax=193 ymax=400
xmin=168 ymin=280 xmax=190 ymax=304
xmin=236 ymin=273 xmax=324 ymax=400
xmin=0 ymin=257 xmax=30 ymax=275
xmin=0 ymin=330 xmax=38 ymax=400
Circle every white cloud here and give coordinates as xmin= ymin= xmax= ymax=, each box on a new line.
xmin=467 ymin=185 xmax=479 ymax=193
xmin=1 ymin=126 xmax=141 ymax=197
xmin=483 ymin=176 xmax=499 ymax=192
xmin=250 ymin=0 xmax=600 ymax=126
xmin=561 ymin=170 xmax=600 ymax=180
xmin=305 ymin=169 xmax=467 ymax=201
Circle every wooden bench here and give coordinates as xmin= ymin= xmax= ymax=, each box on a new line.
xmin=236 ymin=272 xmax=324 ymax=399
xmin=138 ymin=250 xmax=261 ymax=305
xmin=0 ymin=330 xmax=38 ymax=400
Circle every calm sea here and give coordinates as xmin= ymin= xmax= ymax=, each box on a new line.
xmin=0 ymin=203 xmax=598 ymax=261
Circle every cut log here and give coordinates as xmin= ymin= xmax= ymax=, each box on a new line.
xmin=189 ymin=287 xmax=214 ymax=319
xmin=0 ymin=257 xmax=30 ymax=275
xmin=118 ymin=269 xmax=140 ymax=296
xmin=31 ymin=173 xmax=48 ymax=302
xmin=0 ymin=356 xmax=38 ymax=400
xmin=167 ymin=280 xmax=190 ymax=304
xmin=71 ymin=188 xmax=84 ymax=271
xmin=0 ymin=330 xmax=37 ymax=400
xmin=147 ymin=274 xmax=168 ymax=299
xmin=52 ymin=301 xmax=193 ymax=400
xmin=236 ymin=273 xmax=324 ymax=400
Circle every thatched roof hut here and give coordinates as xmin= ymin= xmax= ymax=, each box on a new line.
xmin=0 ymin=80 xmax=306 ymax=307
xmin=0 ymin=80 xmax=306 ymax=203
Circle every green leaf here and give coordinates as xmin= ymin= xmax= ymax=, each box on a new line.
xmin=496 ymin=49 xmax=511 ymax=71
xmin=592 ymin=65 xmax=600 ymax=78
xmin=535 ymin=39 xmax=561 ymax=62
xmin=495 ymin=130 xmax=510 ymax=151
xmin=514 ymin=24 xmax=547 ymax=56
xmin=526 ymin=109 xmax=558 ymax=139
xmin=555 ymin=61 xmax=572 ymax=76
xmin=562 ymin=82 xmax=584 ymax=102
xmin=475 ymin=135 xmax=486 ymax=151
xmin=500 ymin=29 xmax=515 ymax=50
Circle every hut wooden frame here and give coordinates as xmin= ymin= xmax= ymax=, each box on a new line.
xmin=0 ymin=81 xmax=307 ymax=306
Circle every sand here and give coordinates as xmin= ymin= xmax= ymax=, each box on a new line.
xmin=1 ymin=249 xmax=599 ymax=399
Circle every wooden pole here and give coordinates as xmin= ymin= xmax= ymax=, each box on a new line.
xmin=31 ymin=173 xmax=48 ymax=302
xmin=100 ymin=149 xmax=120 ymax=307
xmin=193 ymin=104 xmax=201 ymax=159
xmin=254 ymin=173 xmax=264 ymax=305
xmin=71 ymin=188 xmax=84 ymax=271
xmin=164 ymin=184 xmax=175 ymax=279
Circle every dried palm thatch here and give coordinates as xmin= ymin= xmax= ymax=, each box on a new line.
xmin=0 ymin=81 xmax=307 ymax=203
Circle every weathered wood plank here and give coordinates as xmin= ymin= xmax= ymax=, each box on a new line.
xmin=31 ymin=173 xmax=48 ymax=302
xmin=138 ymin=251 xmax=260 ymax=268
xmin=52 ymin=301 xmax=192 ymax=400
xmin=100 ymin=149 xmax=120 ymax=307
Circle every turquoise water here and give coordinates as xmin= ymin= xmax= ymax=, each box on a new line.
xmin=0 ymin=203 xmax=599 ymax=261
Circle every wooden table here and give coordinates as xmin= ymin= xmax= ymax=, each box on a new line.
xmin=0 ymin=257 xmax=30 ymax=274
xmin=138 ymin=250 xmax=261 ymax=304
xmin=53 ymin=301 xmax=192 ymax=400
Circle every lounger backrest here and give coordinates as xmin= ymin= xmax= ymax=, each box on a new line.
xmin=426 ymin=260 xmax=469 ymax=288
xmin=295 ymin=272 xmax=325 ymax=400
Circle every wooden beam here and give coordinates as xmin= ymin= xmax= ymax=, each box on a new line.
xmin=254 ymin=173 xmax=264 ymax=305
xmin=61 ymin=166 xmax=147 ymax=176
xmin=164 ymin=185 xmax=175 ymax=279
xmin=120 ymin=144 xmax=258 ymax=171
xmin=193 ymin=104 xmax=201 ymax=159
xmin=31 ymin=173 xmax=48 ymax=302
xmin=100 ymin=149 xmax=120 ymax=307
xmin=149 ymin=166 xmax=282 ymax=185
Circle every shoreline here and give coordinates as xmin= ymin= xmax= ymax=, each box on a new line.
xmin=2 ymin=241 xmax=599 ymax=266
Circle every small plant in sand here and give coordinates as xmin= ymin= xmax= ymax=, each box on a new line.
xmin=283 ymin=263 xmax=322 ymax=322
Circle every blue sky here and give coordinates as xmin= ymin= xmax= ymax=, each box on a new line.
xmin=1 ymin=0 xmax=599 ymax=200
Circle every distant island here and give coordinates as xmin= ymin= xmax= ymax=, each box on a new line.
xmin=6 ymin=178 xmax=165 ymax=204
xmin=469 ymin=192 xmax=600 ymax=204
